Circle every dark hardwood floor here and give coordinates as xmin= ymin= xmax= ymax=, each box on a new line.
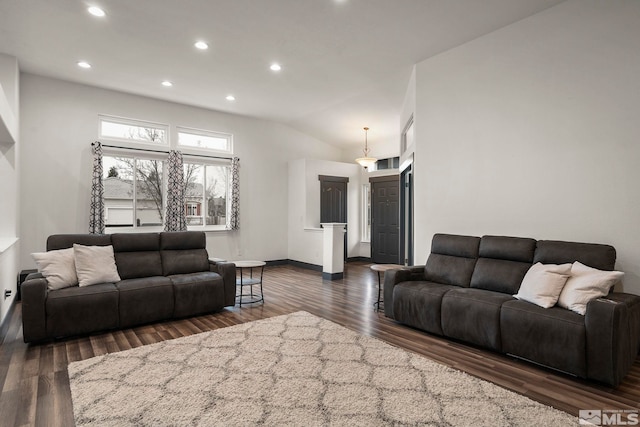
xmin=1 ymin=262 xmax=639 ymax=426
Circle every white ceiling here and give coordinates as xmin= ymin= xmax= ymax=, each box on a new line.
xmin=0 ymin=0 xmax=564 ymax=150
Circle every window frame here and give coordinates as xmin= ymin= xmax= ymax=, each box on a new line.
xmin=361 ymin=183 xmax=371 ymax=243
xmin=177 ymin=126 xmax=233 ymax=155
xmin=182 ymin=157 xmax=231 ymax=232
xmin=98 ymin=115 xmax=234 ymax=233
xmin=99 ymin=114 xmax=170 ymax=147
xmin=102 ymin=151 xmax=167 ymax=232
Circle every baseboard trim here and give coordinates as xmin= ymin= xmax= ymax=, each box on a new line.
xmin=0 ymin=296 xmax=17 ymax=345
xmin=286 ymin=260 xmax=323 ymax=272
xmin=265 ymin=259 xmax=289 ymax=266
xmin=347 ymin=257 xmax=371 ymax=263
xmin=322 ymin=272 xmax=344 ymax=280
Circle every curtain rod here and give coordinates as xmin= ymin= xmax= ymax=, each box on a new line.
xmin=93 ymin=142 xmax=234 ymax=161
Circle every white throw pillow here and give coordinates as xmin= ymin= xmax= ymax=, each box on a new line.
xmin=31 ymin=248 xmax=79 ymax=290
xmin=557 ymin=261 xmax=624 ymax=315
xmin=73 ymin=244 xmax=121 ymax=287
xmin=514 ymin=262 xmax=572 ymax=308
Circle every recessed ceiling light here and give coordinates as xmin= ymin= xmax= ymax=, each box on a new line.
xmin=161 ymin=80 xmax=173 ymax=87
xmin=77 ymin=61 xmax=91 ymax=69
xmin=87 ymin=6 xmax=106 ymax=17
xmin=225 ymin=95 xmax=235 ymax=101
xmin=270 ymin=63 xmax=282 ymax=71
xmin=194 ymin=41 xmax=209 ymax=50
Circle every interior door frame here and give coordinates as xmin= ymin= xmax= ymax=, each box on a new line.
xmin=399 ymin=162 xmax=413 ymax=266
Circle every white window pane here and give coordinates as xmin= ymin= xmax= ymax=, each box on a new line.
xmin=184 ymin=164 xmax=204 ymax=225
xmin=135 ymin=159 xmax=163 ymax=227
xmin=178 ymin=130 xmax=230 ymax=152
xmin=100 ymin=119 xmax=167 ymax=144
xmin=205 ymin=165 xmax=228 ymax=226
xmin=103 ymin=156 xmax=134 ymax=227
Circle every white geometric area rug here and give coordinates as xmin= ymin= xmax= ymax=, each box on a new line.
xmin=68 ymin=311 xmax=574 ymax=426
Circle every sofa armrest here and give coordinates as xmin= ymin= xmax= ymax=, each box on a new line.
xmin=383 ymin=265 xmax=426 ymax=318
xmin=209 ymin=260 xmax=236 ymax=307
xmin=585 ymin=292 xmax=640 ymax=386
xmin=21 ymin=275 xmax=48 ymax=343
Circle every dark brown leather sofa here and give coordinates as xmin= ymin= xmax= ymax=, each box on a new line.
xmin=21 ymin=231 xmax=236 ymax=343
xmin=384 ymin=233 xmax=640 ymax=387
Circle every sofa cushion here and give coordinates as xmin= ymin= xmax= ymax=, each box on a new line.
xmin=170 ymin=272 xmax=225 ymax=317
xmin=424 ymin=234 xmax=480 ymax=287
xmin=501 ymin=299 xmax=586 ymax=377
xmin=441 ymin=288 xmax=514 ymax=351
xmin=470 ymin=236 xmax=536 ymax=294
xmin=160 ymin=232 xmax=209 ymax=275
xmin=46 ymin=283 xmax=119 ymax=338
xmin=112 ymin=233 xmax=163 ymax=279
xmin=116 ymin=276 xmax=174 ymax=328
xmin=534 ymin=240 xmax=616 ymax=271
xmin=392 ymin=281 xmax=455 ymax=336
xmin=47 ymin=234 xmax=111 ymax=251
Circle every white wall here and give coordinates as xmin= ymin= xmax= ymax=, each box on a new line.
xmin=287 ymin=158 xmax=362 ymax=266
xmin=414 ymin=0 xmax=640 ymax=295
xmin=19 ymin=74 xmax=342 ymax=268
xmin=0 ymin=53 xmax=20 ymax=327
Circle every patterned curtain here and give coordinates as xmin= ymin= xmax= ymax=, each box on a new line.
xmin=165 ymin=150 xmax=187 ymax=232
xmin=89 ymin=141 xmax=105 ymax=234
xmin=228 ymin=157 xmax=240 ymax=230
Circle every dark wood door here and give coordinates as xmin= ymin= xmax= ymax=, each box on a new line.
xmin=319 ymin=175 xmax=348 ymax=259
xmin=371 ymin=177 xmax=400 ymax=264
xmin=320 ymin=180 xmax=347 ymax=224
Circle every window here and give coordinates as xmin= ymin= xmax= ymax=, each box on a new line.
xmin=362 ymin=183 xmax=371 ymax=242
xmin=103 ymin=155 xmax=165 ymax=228
xmin=178 ymin=127 xmax=232 ymax=153
xmin=100 ymin=115 xmax=168 ymax=145
xmin=375 ymin=156 xmax=400 ymax=171
xmin=184 ymin=161 xmax=230 ymax=229
xmin=98 ymin=115 xmax=234 ymax=232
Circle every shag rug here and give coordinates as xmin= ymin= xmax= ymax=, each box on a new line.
xmin=69 ymin=311 xmax=574 ymax=426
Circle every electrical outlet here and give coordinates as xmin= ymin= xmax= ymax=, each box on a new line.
xmin=4 ymin=289 xmax=11 ymax=300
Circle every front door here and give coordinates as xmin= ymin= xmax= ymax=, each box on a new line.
xmin=371 ymin=176 xmax=400 ymax=264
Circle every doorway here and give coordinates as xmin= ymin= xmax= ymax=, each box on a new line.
xmin=319 ymin=175 xmax=348 ymax=259
xmin=370 ymin=175 xmax=400 ymax=264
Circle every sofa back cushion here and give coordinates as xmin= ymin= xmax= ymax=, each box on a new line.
xmin=112 ymin=233 xmax=163 ymax=279
xmin=470 ymin=235 xmax=536 ymax=294
xmin=534 ymin=240 xmax=616 ymax=271
xmin=424 ymin=234 xmax=480 ymax=287
xmin=160 ymin=231 xmax=210 ymax=276
xmin=47 ymin=234 xmax=111 ymax=251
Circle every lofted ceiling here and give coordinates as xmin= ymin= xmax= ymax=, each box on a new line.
xmin=0 ymin=0 xmax=564 ymax=150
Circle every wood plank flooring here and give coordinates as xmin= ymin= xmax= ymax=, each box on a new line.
xmin=1 ymin=262 xmax=639 ymax=426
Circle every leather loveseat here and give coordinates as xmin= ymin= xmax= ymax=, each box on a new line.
xmin=22 ymin=231 xmax=236 ymax=343
xmin=384 ymin=233 xmax=640 ymax=387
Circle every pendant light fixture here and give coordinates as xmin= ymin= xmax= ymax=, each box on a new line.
xmin=355 ymin=127 xmax=377 ymax=169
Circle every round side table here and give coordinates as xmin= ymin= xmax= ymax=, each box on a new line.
xmin=370 ymin=264 xmax=404 ymax=311
xmin=233 ymin=260 xmax=266 ymax=306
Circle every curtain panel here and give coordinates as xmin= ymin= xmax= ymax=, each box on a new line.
xmin=165 ymin=150 xmax=187 ymax=232
xmin=229 ymin=157 xmax=240 ymax=230
xmin=89 ymin=141 xmax=105 ymax=234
